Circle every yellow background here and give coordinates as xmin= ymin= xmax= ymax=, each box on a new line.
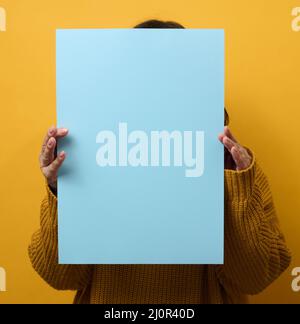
xmin=0 ymin=0 xmax=299 ymax=304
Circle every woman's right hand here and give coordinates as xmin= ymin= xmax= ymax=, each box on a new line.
xmin=39 ymin=126 xmax=69 ymax=189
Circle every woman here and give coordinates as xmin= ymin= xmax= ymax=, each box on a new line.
xmin=29 ymin=20 xmax=291 ymax=304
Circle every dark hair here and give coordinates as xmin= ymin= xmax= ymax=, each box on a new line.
xmin=134 ymin=19 xmax=185 ymax=29
xmin=134 ymin=19 xmax=229 ymax=126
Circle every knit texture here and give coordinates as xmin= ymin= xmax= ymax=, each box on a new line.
xmin=28 ymin=151 xmax=291 ymax=304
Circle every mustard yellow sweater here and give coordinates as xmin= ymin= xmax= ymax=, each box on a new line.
xmin=28 ymin=152 xmax=291 ymax=304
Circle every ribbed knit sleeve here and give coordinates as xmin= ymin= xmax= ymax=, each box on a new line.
xmin=28 ymin=183 xmax=93 ymax=290
xmin=216 ymin=150 xmax=291 ymax=295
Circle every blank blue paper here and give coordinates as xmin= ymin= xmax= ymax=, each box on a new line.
xmin=56 ymin=29 xmax=224 ymax=264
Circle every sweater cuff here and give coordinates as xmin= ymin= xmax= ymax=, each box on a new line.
xmin=45 ymin=180 xmax=58 ymax=226
xmin=224 ymin=148 xmax=256 ymax=202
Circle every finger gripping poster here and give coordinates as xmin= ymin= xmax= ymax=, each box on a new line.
xmin=56 ymin=29 xmax=224 ymax=264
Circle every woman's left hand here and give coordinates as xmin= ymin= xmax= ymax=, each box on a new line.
xmin=218 ymin=126 xmax=252 ymax=171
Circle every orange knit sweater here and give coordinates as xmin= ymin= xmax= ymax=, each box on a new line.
xmin=28 ymin=152 xmax=291 ymax=304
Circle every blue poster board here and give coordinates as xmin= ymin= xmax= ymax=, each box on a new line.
xmin=56 ymin=29 xmax=224 ymax=264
